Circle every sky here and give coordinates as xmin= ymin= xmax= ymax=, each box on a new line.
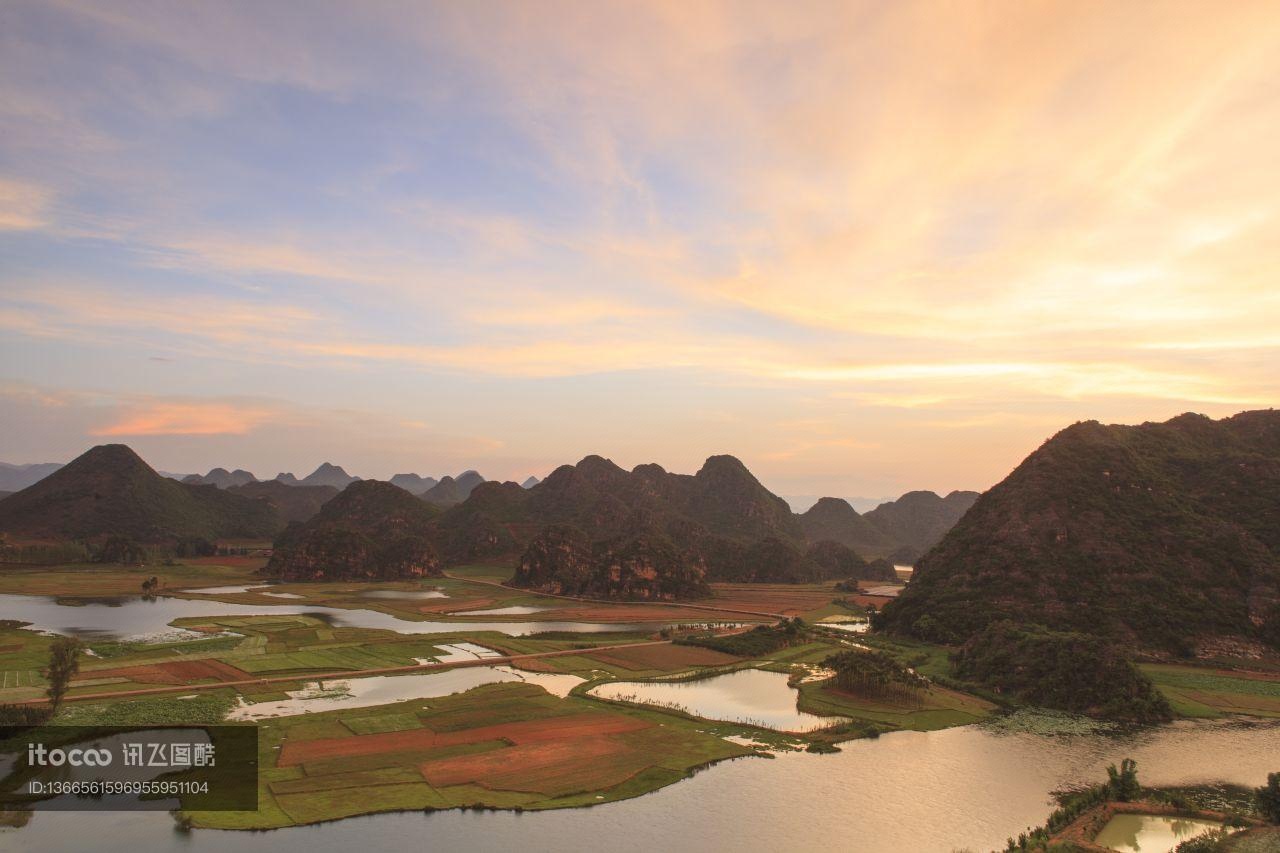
xmin=1 ymin=1 xmax=1278 ymax=498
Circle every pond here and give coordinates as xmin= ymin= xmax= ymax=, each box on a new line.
xmin=0 ymin=593 xmax=684 ymax=641
xmin=1092 ymin=813 xmax=1225 ymax=853
xmin=3 ymin=718 xmax=1274 ymax=852
xmin=226 ymin=666 xmax=585 ymax=720
xmin=589 ymin=668 xmax=848 ymax=732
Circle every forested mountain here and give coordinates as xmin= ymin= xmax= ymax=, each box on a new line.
xmin=0 ymin=444 xmax=279 ymax=542
xmin=389 ymin=473 xmax=440 ymax=494
xmin=183 ymin=467 xmax=257 ymax=488
xmin=880 ymin=410 xmax=1280 ymax=654
xmin=266 ymin=480 xmax=442 ymax=581
xmin=429 ymin=454 xmax=899 ymax=595
xmin=227 ymin=480 xmax=338 ymax=524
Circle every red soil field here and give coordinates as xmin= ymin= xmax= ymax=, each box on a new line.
xmin=278 ymin=712 xmax=651 ymax=767
xmin=704 ymin=583 xmax=836 ymax=615
xmin=82 ymin=659 xmax=251 ymax=685
xmin=418 ymin=734 xmax=646 ymax=795
xmin=586 ymin=643 xmax=741 ymax=670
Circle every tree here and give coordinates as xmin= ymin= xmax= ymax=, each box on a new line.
xmin=44 ymin=636 xmax=84 ymax=712
xmin=1256 ymin=772 xmax=1280 ymax=823
xmin=95 ymin=535 xmax=146 ymax=565
xmin=824 ymin=649 xmax=929 ymax=701
xmin=1106 ymin=758 xmax=1140 ymax=802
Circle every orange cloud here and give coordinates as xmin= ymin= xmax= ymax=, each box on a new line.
xmin=93 ymin=402 xmax=274 ymax=436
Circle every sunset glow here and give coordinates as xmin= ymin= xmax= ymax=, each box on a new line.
xmin=2 ymin=1 xmax=1277 ymax=495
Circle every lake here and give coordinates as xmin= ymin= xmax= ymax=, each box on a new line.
xmin=0 ymin=593 xmax=682 ymax=640
xmin=2 ymin=718 xmax=1274 ymax=852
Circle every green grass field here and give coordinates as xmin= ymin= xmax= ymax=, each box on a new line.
xmin=1141 ymin=663 xmax=1280 ymax=718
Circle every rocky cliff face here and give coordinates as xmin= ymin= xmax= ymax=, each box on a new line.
xmin=267 ymin=480 xmax=442 ymax=581
xmin=513 ymin=525 xmax=710 ymax=600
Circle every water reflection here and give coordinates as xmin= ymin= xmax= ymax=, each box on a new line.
xmin=1092 ymin=814 xmax=1225 ymax=853
xmin=5 ymin=719 xmax=1274 ymax=853
xmin=226 ymin=667 xmax=585 ymax=720
xmin=0 ymin=593 xmax=683 ymax=641
xmin=590 ymin=668 xmax=848 ymax=732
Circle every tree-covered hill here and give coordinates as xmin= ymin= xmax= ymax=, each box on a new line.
xmin=880 ymin=410 xmax=1280 ymax=654
xmin=266 ymin=480 xmax=442 ymax=581
xmin=0 ymin=444 xmax=280 ymax=542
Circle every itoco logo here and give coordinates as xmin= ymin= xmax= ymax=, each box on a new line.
xmin=27 ymin=744 xmax=114 ymax=767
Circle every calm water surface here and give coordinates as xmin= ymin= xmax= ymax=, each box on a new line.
xmin=227 ymin=666 xmax=585 ymax=720
xmin=0 ymin=593 xmax=679 ymax=640
xmin=3 ymin=719 xmax=1274 ymax=853
xmin=590 ymin=668 xmax=848 ymax=732
xmin=1093 ymin=813 xmax=1224 ymax=853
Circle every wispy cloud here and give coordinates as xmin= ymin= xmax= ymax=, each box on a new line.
xmin=1 ymin=1 xmax=1278 ymax=493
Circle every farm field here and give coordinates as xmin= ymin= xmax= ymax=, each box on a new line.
xmin=0 ymin=560 xmax=264 ymax=597
xmin=191 ymin=681 xmax=753 ymax=829
xmin=3 ymin=558 xmax=1278 ymax=834
xmin=1140 ymin=663 xmax=1280 ymax=718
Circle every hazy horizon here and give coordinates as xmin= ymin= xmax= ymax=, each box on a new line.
xmin=0 ymin=441 xmax=959 ymax=510
xmin=3 ymin=2 xmax=1277 ymax=497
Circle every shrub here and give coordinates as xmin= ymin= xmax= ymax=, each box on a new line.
xmin=1257 ymin=772 xmax=1280 ymax=823
xmin=953 ymin=621 xmax=1172 ymax=722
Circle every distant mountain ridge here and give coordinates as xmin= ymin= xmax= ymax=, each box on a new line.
xmin=880 ymin=410 xmax=1280 ymax=654
xmin=430 ymin=454 xmax=902 ymax=595
xmin=798 ymin=497 xmax=895 ymax=554
xmin=275 ymin=463 xmax=361 ymax=490
xmin=797 ymin=491 xmax=978 ymax=561
xmin=0 ymin=443 xmax=975 ymax=599
xmin=421 ymin=470 xmax=487 ymax=506
xmin=0 ymin=445 xmax=280 ymax=542
xmin=388 ymin=473 xmax=440 ymax=494
xmin=0 ymin=461 xmax=63 ymax=492
xmin=183 ymin=467 xmax=257 ymax=488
